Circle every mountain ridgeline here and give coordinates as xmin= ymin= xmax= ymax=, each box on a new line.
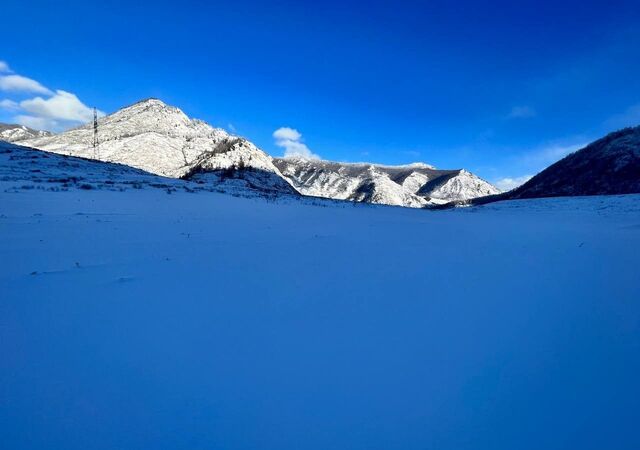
xmin=450 ymin=125 xmax=640 ymax=207
xmin=509 ymin=125 xmax=640 ymax=198
xmin=5 ymin=99 xmax=637 ymax=207
xmin=273 ymin=158 xmax=499 ymax=207
xmin=0 ymin=124 xmax=52 ymax=142
xmin=1 ymin=98 xmax=500 ymax=207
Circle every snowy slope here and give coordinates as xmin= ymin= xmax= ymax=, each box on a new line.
xmin=0 ymin=141 xmax=298 ymax=198
xmin=1 ymin=183 xmax=639 ymax=450
xmin=16 ymin=99 xmax=498 ymax=207
xmin=20 ymin=99 xmax=296 ymax=194
xmin=417 ymin=169 xmax=501 ymax=201
xmin=0 ymin=123 xmax=52 ymax=142
xmin=347 ymin=166 xmax=429 ymax=207
xmin=274 ymin=157 xmax=499 ymax=206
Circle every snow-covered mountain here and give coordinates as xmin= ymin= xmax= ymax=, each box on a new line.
xmin=15 ymin=98 xmax=498 ymax=207
xmin=0 ymin=139 xmax=303 ymax=200
xmin=0 ymin=124 xmax=52 ymax=142
xmin=19 ymin=99 xmax=297 ymax=195
xmin=273 ymin=157 xmax=500 ymax=207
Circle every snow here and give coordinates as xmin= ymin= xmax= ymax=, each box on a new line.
xmin=426 ymin=169 xmax=501 ymax=201
xmin=0 ymin=124 xmax=51 ymax=142
xmin=274 ymin=157 xmax=500 ymax=207
xmin=2 ymin=172 xmax=639 ymax=449
xmin=0 ymin=141 xmax=300 ymax=200
xmin=19 ymin=99 xmax=289 ymax=182
xmin=9 ymin=98 xmax=499 ymax=208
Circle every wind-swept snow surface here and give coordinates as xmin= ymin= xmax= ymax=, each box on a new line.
xmin=1 ymin=186 xmax=639 ymax=449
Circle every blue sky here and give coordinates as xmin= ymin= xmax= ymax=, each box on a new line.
xmin=2 ymin=0 xmax=640 ymax=188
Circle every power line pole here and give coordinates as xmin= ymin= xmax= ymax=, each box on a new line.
xmin=93 ymin=107 xmax=99 ymax=159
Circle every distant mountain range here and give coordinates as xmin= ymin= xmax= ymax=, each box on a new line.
xmin=0 ymin=99 xmax=499 ymax=207
xmin=0 ymin=124 xmax=52 ymax=142
xmin=2 ymin=99 xmax=638 ymax=207
xmin=274 ymin=158 xmax=499 ymax=207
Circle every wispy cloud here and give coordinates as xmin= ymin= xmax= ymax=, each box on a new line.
xmin=0 ymin=61 xmax=100 ymax=132
xmin=519 ymin=142 xmax=585 ymax=167
xmin=494 ymin=175 xmax=533 ymax=191
xmin=604 ymin=103 xmax=640 ymax=130
xmin=13 ymin=115 xmax=62 ymax=131
xmin=0 ymin=99 xmax=19 ymax=111
xmin=273 ymin=127 xmax=320 ymax=159
xmin=507 ymin=105 xmax=536 ymax=119
xmin=494 ymin=140 xmax=586 ymax=193
xmin=0 ymin=74 xmax=53 ymax=95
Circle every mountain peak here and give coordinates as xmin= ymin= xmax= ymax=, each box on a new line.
xmin=113 ymin=98 xmax=178 ymax=116
xmin=13 ymin=98 xmax=501 ymax=208
xmin=17 ymin=99 xmax=286 ymax=185
xmin=129 ymin=97 xmax=168 ymax=108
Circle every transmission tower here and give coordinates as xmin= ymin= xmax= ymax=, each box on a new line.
xmin=93 ymin=107 xmax=99 ymax=159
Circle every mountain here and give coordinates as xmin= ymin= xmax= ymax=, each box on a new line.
xmin=508 ymin=125 xmax=640 ymax=199
xmin=273 ymin=157 xmax=500 ymax=207
xmin=16 ymin=98 xmax=498 ymax=207
xmin=448 ymin=125 xmax=640 ymax=208
xmin=19 ymin=99 xmax=297 ymax=195
xmin=0 ymin=124 xmax=52 ymax=142
xmin=0 ymin=139 xmax=178 ymax=193
xmin=0 ymin=139 xmax=302 ymax=200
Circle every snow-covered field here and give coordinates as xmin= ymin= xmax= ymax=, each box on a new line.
xmin=1 ymin=186 xmax=639 ymax=449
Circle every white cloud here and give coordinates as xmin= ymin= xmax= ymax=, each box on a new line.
xmin=20 ymin=90 xmax=100 ymax=123
xmin=494 ymin=175 xmax=533 ymax=191
xmin=0 ymin=74 xmax=52 ymax=95
xmin=604 ymin=103 xmax=640 ymax=130
xmin=14 ymin=115 xmax=61 ymax=131
xmin=508 ymin=105 xmax=536 ymax=119
xmin=0 ymin=61 xmax=101 ymax=132
xmin=273 ymin=127 xmax=302 ymax=141
xmin=0 ymin=99 xmax=19 ymax=111
xmin=273 ymin=126 xmax=320 ymax=159
xmin=227 ymin=123 xmax=236 ymax=132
